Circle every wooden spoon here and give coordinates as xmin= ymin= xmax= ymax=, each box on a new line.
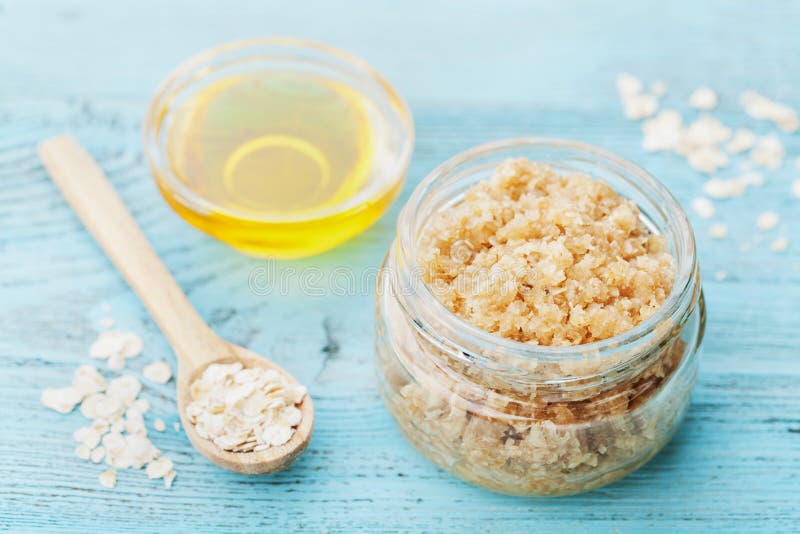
xmin=38 ymin=135 xmax=313 ymax=475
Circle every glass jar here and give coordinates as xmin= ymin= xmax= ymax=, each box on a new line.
xmin=375 ymin=138 xmax=705 ymax=497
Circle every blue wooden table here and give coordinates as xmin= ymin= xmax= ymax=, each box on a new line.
xmin=1 ymin=1 xmax=799 ymax=532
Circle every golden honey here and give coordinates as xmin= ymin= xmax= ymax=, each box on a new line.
xmin=145 ymin=39 xmax=413 ymax=259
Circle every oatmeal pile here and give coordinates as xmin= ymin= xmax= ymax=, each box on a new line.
xmin=186 ymin=363 xmax=306 ymax=452
xmin=419 ymin=158 xmax=675 ymax=346
xmin=41 ymin=326 xmax=177 ymax=490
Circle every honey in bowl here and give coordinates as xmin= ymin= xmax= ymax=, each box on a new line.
xmin=144 ymin=39 xmax=414 ymax=258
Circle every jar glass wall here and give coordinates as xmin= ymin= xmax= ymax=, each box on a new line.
xmin=375 ymin=139 xmax=704 ymax=497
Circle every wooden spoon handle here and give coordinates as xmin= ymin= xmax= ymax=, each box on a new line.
xmin=38 ymin=135 xmax=230 ymax=371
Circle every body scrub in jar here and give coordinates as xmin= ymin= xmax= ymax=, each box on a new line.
xmin=375 ymin=139 xmax=705 ymax=496
xmin=144 ymin=38 xmax=413 ymax=258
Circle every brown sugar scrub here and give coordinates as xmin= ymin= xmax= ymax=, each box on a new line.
xmin=419 ymin=158 xmax=675 ymax=346
xmin=375 ymin=140 xmax=705 ymax=496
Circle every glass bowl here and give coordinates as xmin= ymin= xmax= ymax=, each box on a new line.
xmin=144 ymin=38 xmax=414 ymax=258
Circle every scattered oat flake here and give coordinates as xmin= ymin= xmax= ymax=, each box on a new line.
xmin=681 ymin=115 xmax=732 ymax=147
xmin=72 ymin=365 xmax=106 ymax=397
xmin=143 ymin=361 xmax=172 ymax=384
xmin=770 ymin=237 xmax=789 ymax=253
xmin=164 ymin=470 xmax=177 ymax=489
xmin=642 ymin=110 xmax=683 ymax=152
xmin=703 ymin=173 xmax=763 ymax=199
xmin=107 ymin=376 xmax=142 ymax=406
xmin=691 ymin=197 xmax=715 ymax=219
xmin=725 ymin=128 xmax=756 ymax=154
xmin=689 ymin=86 xmax=718 ymax=110
xmin=90 ymin=330 xmax=143 ymax=361
xmin=99 ymin=469 xmax=117 ymax=489
xmin=715 ymin=270 xmax=728 ymax=281
xmin=677 ymin=116 xmax=731 ymax=174
xmin=75 ymin=444 xmax=92 ymax=460
xmin=91 ymin=446 xmax=105 ymax=464
xmin=132 ymin=398 xmax=150 ymax=414
xmin=99 ymin=317 xmax=114 ymax=330
xmin=708 ymin=224 xmax=728 ymax=239
xmin=154 ymin=418 xmax=166 ymax=432
xmin=686 ymin=145 xmax=729 ymax=174
xmin=173 ymin=422 xmax=180 ymax=432
xmin=756 ymin=211 xmax=780 ymax=231
xmin=740 ymin=91 xmax=799 ymax=133
xmin=108 ymin=353 xmax=126 ymax=370
xmin=73 ymin=426 xmax=102 ymax=449
xmin=146 ymin=457 xmax=173 ymax=479
xmin=792 ymin=179 xmax=800 ymax=199
xmin=616 ymin=73 xmax=643 ymax=100
xmin=624 ymin=93 xmax=658 ymax=120
xmin=750 ymin=135 xmax=784 ymax=170
xmin=41 ymin=387 xmax=83 ymax=414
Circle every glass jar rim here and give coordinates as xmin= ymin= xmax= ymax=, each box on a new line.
xmin=394 ymin=137 xmax=699 ymax=362
xmin=142 ymin=37 xmax=414 ymax=224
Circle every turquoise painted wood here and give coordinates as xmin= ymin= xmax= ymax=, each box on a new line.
xmin=1 ymin=1 xmax=799 ymax=531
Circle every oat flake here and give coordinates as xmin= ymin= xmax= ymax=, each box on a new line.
xmin=689 ymin=86 xmax=718 ymax=110
xmin=43 ymin=328 xmax=177 ymax=490
xmin=725 ymin=129 xmax=757 ymax=154
xmin=770 ymin=238 xmax=789 ymax=253
xmin=41 ymin=387 xmax=83 ymax=414
xmin=756 ymin=211 xmax=780 ymax=231
xmin=91 ymin=446 xmax=105 ymax=464
xmin=740 ymin=91 xmax=799 ymax=133
xmin=691 ymin=197 xmax=715 ymax=219
xmin=99 ymin=469 xmax=117 ymax=489
xmin=616 ymin=73 xmax=643 ymax=100
xmin=642 ymin=110 xmax=683 ymax=152
xmin=750 ymin=135 xmax=784 ymax=170
xmin=90 ymin=330 xmax=143 ymax=360
xmin=143 ymin=361 xmax=172 ymax=384
xmin=624 ymin=94 xmax=658 ymax=120
xmin=708 ymin=224 xmax=728 ymax=239
xmin=703 ymin=173 xmax=763 ymax=199
xmin=164 ymin=470 xmax=177 ymax=489
xmin=146 ymin=457 xmax=173 ymax=479
xmin=75 ymin=445 xmax=92 ymax=460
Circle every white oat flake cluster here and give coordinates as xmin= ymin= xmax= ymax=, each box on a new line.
xmin=618 ymin=75 xmax=797 ymax=256
xmin=42 ymin=329 xmax=177 ymax=490
xmin=186 ymin=362 xmax=306 ymax=452
xmin=740 ymin=91 xmax=799 ymax=133
xmin=616 ymin=73 xmax=659 ymax=120
xmin=90 ymin=330 xmax=143 ymax=370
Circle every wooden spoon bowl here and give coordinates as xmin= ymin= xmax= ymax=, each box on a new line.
xmin=177 ymin=345 xmax=314 ymax=474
